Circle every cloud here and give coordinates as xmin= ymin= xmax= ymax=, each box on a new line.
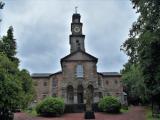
xmin=1 ymin=0 xmax=137 ymax=73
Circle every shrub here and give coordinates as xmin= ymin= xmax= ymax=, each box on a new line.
xmin=36 ymin=97 xmax=65 ymax=117
xmin=98 ymin=96 xmax=121 ymax=113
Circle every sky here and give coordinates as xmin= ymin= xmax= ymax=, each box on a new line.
xmin=1 ymin=0 xmax=138 ymax=74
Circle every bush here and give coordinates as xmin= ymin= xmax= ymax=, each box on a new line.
xmin=98 ymin=96 xmax=121 ymax=113
xmin=36 ymin=97 xmax=65 ymax=117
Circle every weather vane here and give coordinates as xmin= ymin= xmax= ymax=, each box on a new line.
xmin=75 ymin=6 xmax=78 ymax=13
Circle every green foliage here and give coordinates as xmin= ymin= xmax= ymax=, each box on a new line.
xmin=0 ymin=26 xmax=35 ymax=120
xmin=0 ymin=26 xmax=19 ymax=65
xmin=0 ymin=5 xmax=34 ymax=120
xmin=0 ymin=54 xmax=35 ymax=109
xmin=98 ymin=96 xmax=121 ymax=113
xmin=0 ymin=54 xmax=23 ymax=110
xmin=25 ymin=107 xmax=37 ymax=117
xmin=146 ymin=107 xmax=154 ymax=120
xmin=145 ymin=107 xmax=160 ymax=120
xmin=120 ymin=107 xmax=129 ymax=113
xmin=36 ymin=97 xmax=65 ymax=117
xmin=121 ymin=0 xmax=160 ymax=106
xmin=19 ymin=69 xmax=35 ymax=109
xmin=122 ymin=64 xmax=148 ymax=104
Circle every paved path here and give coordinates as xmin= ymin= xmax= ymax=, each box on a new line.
xmin=14 ymin=106 xmax=146 ymax=120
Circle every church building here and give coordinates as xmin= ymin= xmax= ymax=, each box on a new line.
xmin=32 ymin=12 xmax=126 ymax=106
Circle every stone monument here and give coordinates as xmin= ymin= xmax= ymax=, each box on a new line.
xmin=84 ymin=87 xmax=95 ymax=119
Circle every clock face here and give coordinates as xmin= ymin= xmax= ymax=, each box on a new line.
xmin=74 ymin=26 xmax=81 ymax=33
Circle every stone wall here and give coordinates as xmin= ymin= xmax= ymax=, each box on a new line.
xmin=102 ymin=76 xmax=124 ymax=103
xmin=33 ymin=77 xmax=50 ymax=102
xmin=50 ymin=73 xmax=63 ymax=97
xmin=32 ymin=73 xmax=124 ymax=104
xmin=61 ymin=59 xmax=99 ymax=104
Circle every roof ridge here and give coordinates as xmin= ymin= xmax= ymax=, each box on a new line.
xmin=61 ymin=50 xmax=98 ymax=62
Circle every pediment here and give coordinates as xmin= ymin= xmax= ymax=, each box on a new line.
xmin=61 ymin=50 xmax=98 ymax=62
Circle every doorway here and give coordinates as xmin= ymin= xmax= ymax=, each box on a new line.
xmin=67 ymin=85 xmax=74 ymax=104
xmin=77 ymin=85 xmax=84 ymax=104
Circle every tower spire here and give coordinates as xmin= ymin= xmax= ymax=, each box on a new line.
xmin=75 ymin=6 xmax=78 ymax=13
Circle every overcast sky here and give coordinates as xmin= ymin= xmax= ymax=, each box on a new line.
xmin=1 ymin=0 xmax=138 ymax=74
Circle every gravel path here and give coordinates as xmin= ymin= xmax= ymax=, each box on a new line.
xmin=14 ymin=106 xmax=146 ymax=120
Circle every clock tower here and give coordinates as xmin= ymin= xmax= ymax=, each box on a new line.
xmin=70 ymin=12 xmax=85 ymax=53
xmin=32 ymin=9 xmax=125 ymax=110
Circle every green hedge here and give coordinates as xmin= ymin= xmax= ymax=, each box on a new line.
xmin=36 ymin=97 xmax=65 ymax=117
xmin=98 ymin=96 xmax=121 ymax=113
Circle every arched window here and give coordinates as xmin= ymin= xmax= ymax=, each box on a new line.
xmin=67 ymin=85 xmax=74 ymax=104
xmin=76 ymin=64 xmax=83 ymax=78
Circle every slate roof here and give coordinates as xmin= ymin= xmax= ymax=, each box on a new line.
xmin=99 ymin=72 xmax=121 ymax=77
xmin=32 ymin=71 xmax=121 ymax=78
xmin=32 ymin=73 xmax=52 ymax=78
xmin=31 ymin=71 xmax=62 ymax=78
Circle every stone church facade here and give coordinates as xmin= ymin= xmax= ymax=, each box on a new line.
xmin=32 ymin=12 xmax=126 ymax=105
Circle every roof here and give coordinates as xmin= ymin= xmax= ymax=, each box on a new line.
xmin=61 ymin=50 xmax=98 ymax=63
xmin=99 ymin=72 xmax=121 ymax=77
xmin=31 ymin=73 xmax=52 ymax=78
xmin=31 ymin=71 xmax=62 ymax=78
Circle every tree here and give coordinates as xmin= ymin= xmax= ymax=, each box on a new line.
xmin=0 ymin=24 xmax=35 ymax=120
xmin=1 ymin=26 xmax=19 ymax=65
xmin=0 ymin=54 xmax=23 ymax=119
xmin=121 ymin=0 xmax=160 ymax=116
xmin=0 ymin=26 xmax=35 ymax=105
xmin=122 ymin=64 xmax=148 ymax=104
xmin=0 ymin=1 xmax=5 ymax=22
xmin=0 ymin=52 xmax=35 ymax=119
xmin=19 ymin=69 xmax=35 ymax=109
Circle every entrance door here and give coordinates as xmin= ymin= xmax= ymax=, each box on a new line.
xmin=77 ymin=85 xmax=84 ymax=104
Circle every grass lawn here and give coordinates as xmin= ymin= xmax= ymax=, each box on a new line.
xmin=24 ymin=107 xmax=37 ymax=117
xmin=145 ymin=107 xmax=160 ymax=120
xmin=120 ymin=108 xmax=129 ymax=113
xmin=120 ymin=106 xmax=129 ymax=113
